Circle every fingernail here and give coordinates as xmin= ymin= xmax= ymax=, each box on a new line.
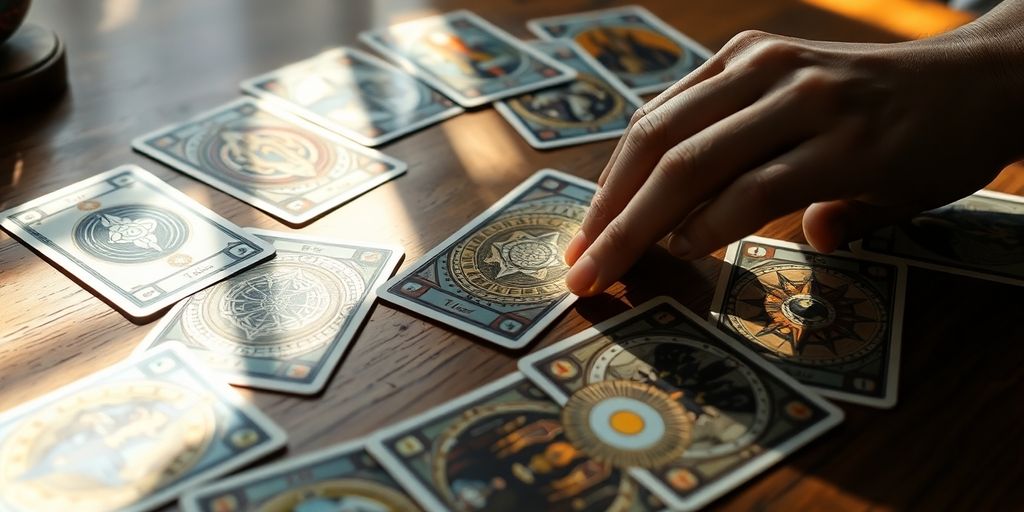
xmin=669 ymin=235 xmax=692 ymax=258
xmin=564 ymin=230 xmax=588 ymax=265
xmin=566 ymin=255 xmax=598 ymax=295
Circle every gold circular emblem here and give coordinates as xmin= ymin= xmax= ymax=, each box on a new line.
xmin=0 ymin=381 xmax=216 ymax=512
xmin=723 ymin=263 xmax=888 ymax=365
xmin=257 ymin=478 xmax=419 ymax=511
xmin=561 ymin=380 xmax=691 ymax=469
xmin=448 ymin=202 xmax=586 ymax=304
xmin=506 ymin=73 xmax=626 ymax=129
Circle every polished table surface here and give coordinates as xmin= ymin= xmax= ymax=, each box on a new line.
xmin=2 ymin=0 xmax=1023 ymax=510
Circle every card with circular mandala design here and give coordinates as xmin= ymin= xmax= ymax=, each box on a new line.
xmin=138 ymin=229 xmax=403 ymax=395
xmin=518 ymin=296 xmax=844 ymax=511
xmin=494 ymin=39 xmax=644 ymax=149
xmin=132 ymin=97 xmax=408 ymax=226
xmin=710 ymin=236 xmax=907 ymax=408
xmin=376 ymin=169 xmax=596 ymax=349
xmin=181 ymin=438 xmax=421 ymax=512
xmin=0 ymin=165 xmax=276 ymax=321
xmin=368 ymin=373 xmax=669 ymax=512
xmin=0 ymin=345 xmax=286 ymax=512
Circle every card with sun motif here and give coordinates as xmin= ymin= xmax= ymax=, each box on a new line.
xmin=367 ymin=372 xmax=669 ymax=512
xmin=518 ymin=296 xmax=844 ymax=511
xmin=376 ymin=169 xmax=595 ymax=349
xmin=527 ymin=5 xmax=712 ymax=94
xmin=137 ymin=229 xmax=403 ymax=395
xmin=359 ymin=10 xmax=578 ymax=108
xmin=0 ymin=165 xmax=276 ymax=321
xmin=851 ymin=189 xmax=1024 ymax=287
xmin=180 ymin=438 xmax=422 ymax=512
xmin=0 ymin=344 xmax=287 ymax=512
xmin=133 ymin=97 xmax=407 ymax=226
xmin=710 ymin=236 xmax=907 ymax=408
xmin=240 ymin=46 xmax=464 ymax=147
xmin=494 ymin=39 xmax=644 ymax=149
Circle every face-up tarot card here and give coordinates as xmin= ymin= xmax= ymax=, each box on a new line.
xmin=360 ymin=10 xmax=577 ymax=108
xmin=710 ymin=236 xmax=906 ymax=408
xmin=368 ymin=373 xmax=669 ymax=512
xmin=241 ymin=46 xmax=464 ymax=147
xmin=495 ymin=39 xmax=643 ymax=149
xmin=376 ymin=169 xmax=595 ymax=349
xmin=0 ymin=165 xmax=275 ymax=321
xmin=133 ymin=98 xmax=407 ymax=226
xmin=519 ymin=297 xmax=844 ymax=511
xmin=137 ymin=229 xmax=403 ymax=395
xmin=527 ymin=6 xmax=712 ymax=94
xmin=181 ymin=438 xmax=421 ymax=512
xmin=0 ymin=345 xmax=286 ymax=512
xmin=851 ymin=190 xmax=1024 ymax=287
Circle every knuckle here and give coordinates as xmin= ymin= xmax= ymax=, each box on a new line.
xmin=654 ymin=143 xmax=698 ymax=180
xmin=584 ymin=192 xmax=616 ymax=230
xmin=734 ymin=39 xmax=803 ymax=72
xmin=630 ymin=111 xmax=664 ymax=148
xmin=726 ymin=29 xmax=769 ymax=52
xmin=788 ymin=67 xmax=842 ymax=98
xmin=738 ymin=170 xmax=781 ymax=213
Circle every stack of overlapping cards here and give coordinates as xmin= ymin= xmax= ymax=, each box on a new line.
xmin=1 ymin=4 xmax=1022 ymax=512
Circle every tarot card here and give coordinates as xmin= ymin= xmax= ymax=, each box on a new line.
xmin=495 ymin=39 xmax=644 ymax=149
xmin=0 ymin=165 xmax=275 ymax=321
xmin=518 ymin=297 xmax=844 ymax=511
xmin=137 ymin=229 xmax=403 ymax=395
xmin=133 ymin=97 xmax=407 ymax=226
xmin=240 ymin=46 xmax=464 ymax=147
xmin=0 ymin=344 xmax=287 ymax=512
xmin=527 ymin=5 xmax=712 ymax=94
xmin=851 ymin=189 xmax=1024 ymax=287
xmin=359 ymin=10 xmax=577 ymax=108
xmin=180 ymin=438 xmax=421 ymax=512
xmin=376 ymin=169 xmax=595 ymax=349
xmin=368 ymin=372 xmax=668 ymax=512
xmin=710 ymin=236 xmax=906 ymax=408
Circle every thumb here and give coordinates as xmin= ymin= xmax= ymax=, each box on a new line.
xmin=802 ymin=199 xmax=922 ymax=253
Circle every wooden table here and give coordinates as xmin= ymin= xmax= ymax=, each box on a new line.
xmin=2 ymin=0 xmax=1022 ymax=510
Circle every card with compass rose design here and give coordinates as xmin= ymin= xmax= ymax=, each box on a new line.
xmin=367 ymin=372 xmax=669 ymax=512
xmin=133 ymin=97 xmax=408 ymax=226
xmin=0 ymin=165 xmax=275 ymax=321
xmin=0 ymin=344 xmax=287 ymax=512
xmin=518 ymin=296 xmax=844 ymax=511
xmin=851 ymin=189 xmax=1024 ymax=287
xmin=240 ymin=46 xmax=464 ymax=147
xmin=359 ymin=10 xmax=578 ymax=108
xmin=180 ymin=438 xmax=422 ymax=512
xmin=377 ymin=169 xmax=596 ymax=349
xmin=710 ymin=236 xmax=907 ymax=408
xmin=494 ymin=39 xmax=644 ymax=149
xmin=137 ymin=229 xmax=403 ymax=395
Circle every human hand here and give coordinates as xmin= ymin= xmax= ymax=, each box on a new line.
xmin=564 ymin=12 xmax=1024 ymax=297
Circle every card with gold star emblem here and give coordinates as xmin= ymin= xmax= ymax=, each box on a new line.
xmin=133 ymin=97 xmax=407 ymax=226
xmin=367 ymin=372 xmax=669 ymax=512
xmin=518 ymin=296 xmax=844 ymax=511
xmin=710 ymin=236 xmax=907 ymax=408
xmin=136 ymin=229 xmax=403 ymax=395
xmin=0 ymin=165 xmax=276 ymax=322
xmin=0 ymin=344 xmax=287 ymax=512
xmin=376 ymin=169 xmax=595 ymax=349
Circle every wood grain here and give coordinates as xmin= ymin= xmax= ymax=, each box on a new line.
xmin=1 ymin=1 xmax=1022 ymax=510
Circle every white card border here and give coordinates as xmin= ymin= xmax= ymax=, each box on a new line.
xmin=0 ymin=165 xmax=276 ymax=320
xmin=849 ymin=189 xmax=1024 ymax=287
xmin=359 ymin=9 xmax=578 ymax=108
xmin=132 ymin=97 xmax=408 ymax=226
xmin=239 ymin=46 xmax=465 ymax=147
xmin=366 ymin=371 xmax=524 ymax=512
xmin=136 ymin=228 xmax=404 ymax=395
xmin=494 ymin=39 xmax=644 ymax=150
xmin=708 ymin=235 xmax=905 ymax=408
xmin=180 ymin=436 xmax=384 ymax=512
xmin=517 ymin=296 xmax=845 ymax=511
xmin=526 ymin=4 xmax=713 ymax=95
xmin=0 ymin=343 xmax=288 ymax=512
xmin=375 ymin=168 xmax=594 ymax=349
